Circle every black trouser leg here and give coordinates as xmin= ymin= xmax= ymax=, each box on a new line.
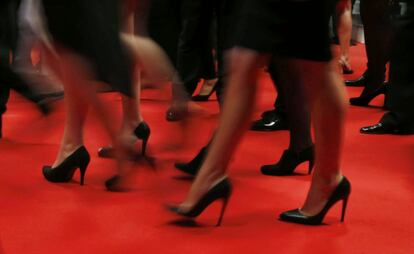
xmin=177 ymin=0 xmax=215 ymax=96
xmin=147 ymin=0 xmax=181 ymax=67
xmin=200 ymin=19 xmax=216 ymax=81
xmin=270 ymin=57 xmax=312 ymax=152
xmin=268 ymin=61 xmax=287 ymax=115
xmin=386 ymin=3 xmax=414 ymax=129
xmin=360 ymin=0 xmax=392 ymax=89
xmin=0 ymin=82 xmax=9 ymax=138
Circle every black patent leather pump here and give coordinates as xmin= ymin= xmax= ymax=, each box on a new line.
xmin=174 ymin=146 xmax=208 ymax=176
xmin=98 ymin=121 xmax=151 ymax=158
xmin=261 ymin=146 xmax=315 ymax=176
xmin=279 ymin=176 xmax=351 ymax=225
xmin=349 ymin=85 xmax=388 ymax=107
xmin=167 ymin=177 xmax=232 ymax=226
xmin=42 ymin=146 xmax=91 ymax=185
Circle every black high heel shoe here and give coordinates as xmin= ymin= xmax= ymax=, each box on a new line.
xmin=192 ymin=79 xmax=218 ymax=102
xmin=261 ymin=146 xmax=315 ymax=176
xmin=167 ymin=177 xmax=232 ymax=226
xmin=98 ymin=121 xmax=151 ymax=158
xmin=279 ymin=176 xmax=351 ymax=225
xmin=134 ymin=121 xmax=151 ymax=156
xmin=174 ymin=146 xmax=208 ymax=176
xmin=349 ymin=85 xmax=388 ymax=107
xmin=42 ymin=146 xmax=90 ymax=185
xmin=192 ymin=87 xmax=217 ymax=102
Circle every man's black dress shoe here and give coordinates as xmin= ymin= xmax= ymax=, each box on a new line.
xmin=361 ymin=122 xmax=414 ymax=135
xmin=250 ymin=110 xmax=288 ymax=131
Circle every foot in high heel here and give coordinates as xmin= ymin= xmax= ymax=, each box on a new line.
xmin=167 ymin=177 xmax=232 ymax=226
xmin=133 ymin=121 xmax=151 ymax=156
xmin=261 ymin=146 xmax=314 ymax=176
xmin=349 ymin=84 xmax=388 ymax=107
xmin=174 ymin=146 xmax=208 ymax=176
xmin=98 ymin=121 xmax=151 ymax=158
xmin=192 ymin=79 xmax=218 ymax=102
xmin=279 ymin=177 xmax=351 ymax=225
xmin=42 ymin=146 xmax=90 ymax=185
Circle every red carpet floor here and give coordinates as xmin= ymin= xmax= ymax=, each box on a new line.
xmin=0 ymin=44 xmax=413 ymax=254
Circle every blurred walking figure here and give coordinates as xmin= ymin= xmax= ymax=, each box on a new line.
xmin=168 ymin=0 xmax=351 ymax=226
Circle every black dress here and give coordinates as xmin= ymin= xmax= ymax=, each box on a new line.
xmin=41 ymin=0 xmax=133 ymax=96
xmin=235 ymin=0 xmax=333 ymax=62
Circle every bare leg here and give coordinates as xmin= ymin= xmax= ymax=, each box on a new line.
xmin=52 ymin=64 xmax=89 ymax=167
xmin=337 ymin=0 xmax=353 ymax=71
xmin=50 ymin=50 xmax=130 ymax=175
xmin=270 ymin=59 xmax=312 ymax=153
xmin=120 ymin=5 xmax=143 ymax=142
xmin=179 ymin=48 xmax=266 ymax=209
xmin=293 ymin=59 xmax=347 ymax=215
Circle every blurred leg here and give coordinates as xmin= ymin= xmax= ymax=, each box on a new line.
xmin=337 ymin=0 xmax=353 ymax=72
xmin=292 ymin=59 xmax=347 ymax=215
xmin=179 ymin=48 xmax=265 ymax=208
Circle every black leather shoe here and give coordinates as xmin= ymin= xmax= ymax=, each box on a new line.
xmin=345 ymin=75 xmax=367 ymax=87
xmin=261 ymin=146 xmax=314 ymax=176
xmin=360 ymin=122 xmax=414 ymax=135
xmin=279 ymin=177 xmax=351 ymax=225
xmin=349 ymin=84 xmax=388 ymax=107
xmin=166 ymin=177 xmax=232 ymax=226
xmin=175 ymin=146 xmax=208 ymax=176
xmin=250 ymin=110 xmax=288 ymax=131
xmin=42 ymin=146 xmax=91 ymax=185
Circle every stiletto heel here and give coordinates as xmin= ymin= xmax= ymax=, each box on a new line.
xmin=134 ymin=121 xmax=151 ymax=156
xmin=167 ymin=177 xmax=232 ymax=226
xmin=280 ymin=176 xmax=351 ymax=225
xmin=341 ymin=196 xmax=349 ymax=222
xmin=79 ymin=164 xmax=88 ymax=186
xmin=141 ymin=138 xmax=148 ymax=156
xmin=43 ymin=146 xmax=91 ymax=185
xmin=261 ymin=145 xmax=314 ymax=176
xmin=217 ymin=196 xmax=230 ymax=227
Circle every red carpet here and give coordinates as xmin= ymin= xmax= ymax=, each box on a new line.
xmin=0 ymin=44 xmax=413 ymax=254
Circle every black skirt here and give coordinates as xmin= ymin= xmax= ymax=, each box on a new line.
xmin=41 ymin=0 xmax=133 ymax=96
xmin=235 ymin=0 xmax=333 ymax=62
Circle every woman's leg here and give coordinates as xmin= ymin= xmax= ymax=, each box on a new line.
xmin=49 ymin=50 xmax=130 ymax=175
xmin=337 ymin=0 xmax=353 ymax=71
xmin=178 ymin=48 xmax=265 ymax=208
xmin=52 ymin=60 xmax=89 ymax=167
xmin=291 ymin=59 xmax=347 ymax=215
xmin=270 ymin=58 xmax=312 ymax=153
xmin=120 ymin=3 xmax=143 ymax=141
